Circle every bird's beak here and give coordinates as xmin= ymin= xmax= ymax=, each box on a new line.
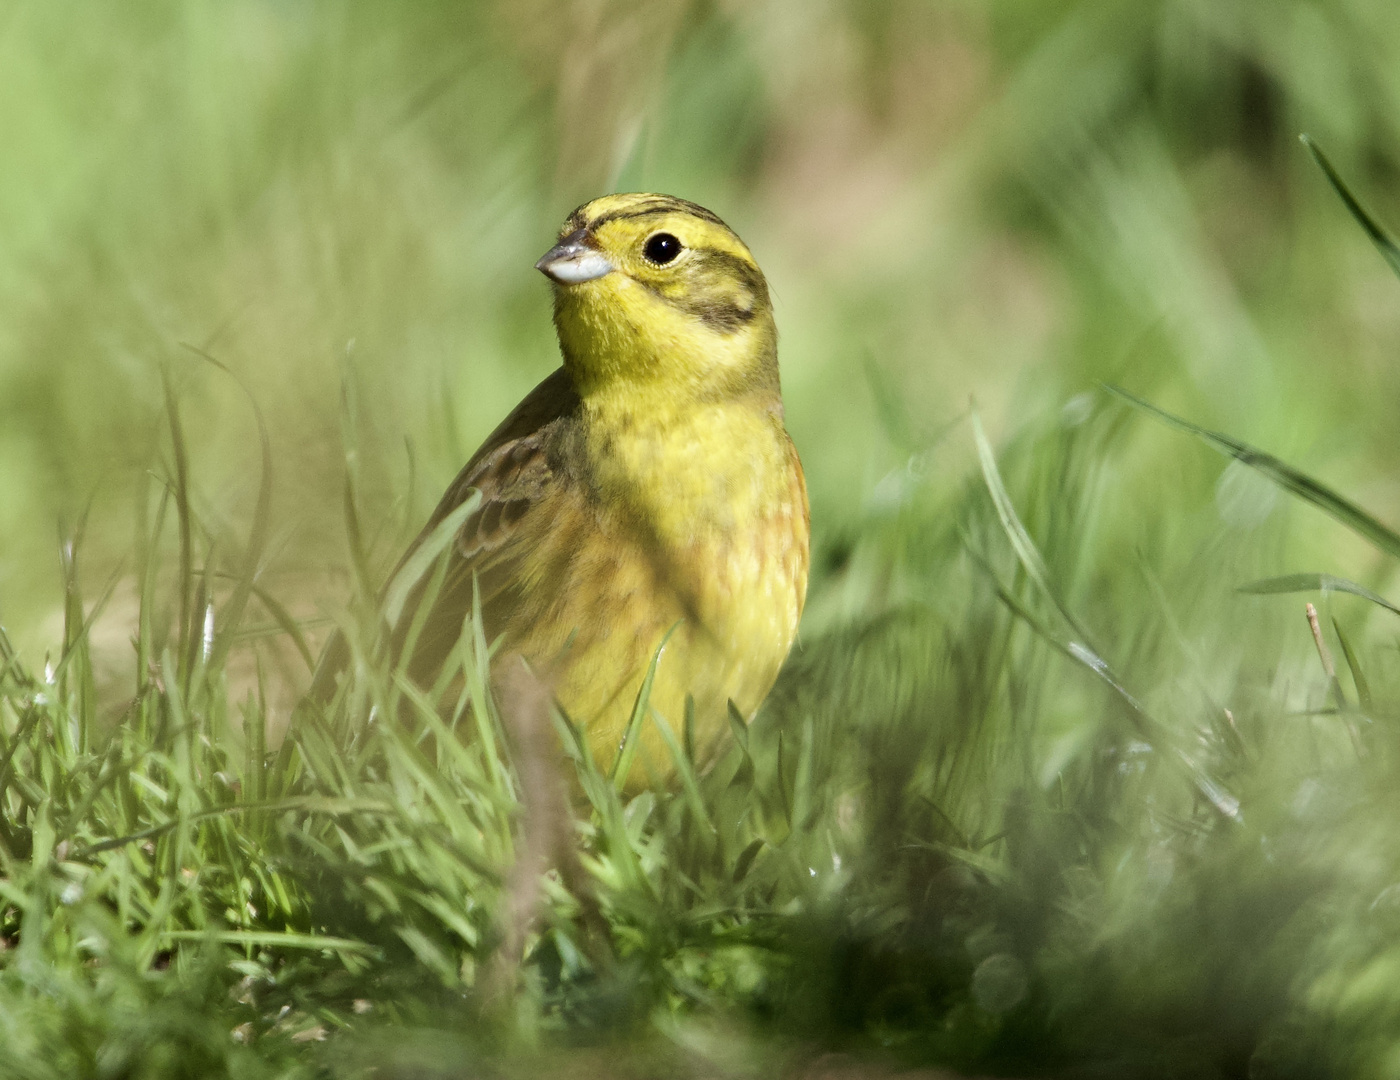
xmin=535 ymin=229 xmax=615 ymax=284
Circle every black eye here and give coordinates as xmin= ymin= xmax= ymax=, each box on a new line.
xmin=643 ymin=232 xmax=682 ymax=265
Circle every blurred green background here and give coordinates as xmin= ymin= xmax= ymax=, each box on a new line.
xmin=3 ymin=0 xmax=1399 ymax=666
xmin=9 ymin=3 xmax=1400 ymax=1074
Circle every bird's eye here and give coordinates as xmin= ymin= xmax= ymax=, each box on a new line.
xmin=643 ymin=232 xmax=682 ymax=265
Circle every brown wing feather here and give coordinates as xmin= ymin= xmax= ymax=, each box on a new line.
xmin=389 ymin=367 xmax=582 ymax=686
xmin=402 ymin=366 xmax=579 ymax=551
xmin=310 ymin=368 xmax=581 ymax=698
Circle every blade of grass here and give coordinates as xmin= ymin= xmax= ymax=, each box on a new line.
xmin=160 ymin=929 xmax=378 ymax=954
xmin=70 ymin=795 xmax=395 ymax=859
xmin=161 ymin=369 xmax=194 ymax=673
xmin=390 ymin=545 xmax=454 ymax=685
xmin=683 ymin=694 xmax=696 ymax=766
xmin=1105 ymin=385 xmax=1400 ymax=561
xmin=611 ymin=623 xmax=679 ymax=792
xmin=245 ymin=582 xmax=317 ymax=669
xmin=1333 ymin=617 xmax=1373 ymax=712
xmin=137 ymin=482 xmax=170 ymax=701
xmin=49 ymin=564 xmax=123 ymax=688
xmin=249 ymin=654 xmax=268 ymax=805
xmin=1238 ymin=573 xmax=1400 ymax=618
xmin=726 ymin=702 xmax=755 ymax=791
xmin=380 ymin=495 xmax=481 ymax=630
xmin=181 ymin=345 xmax=274 ymax=680
xmin=972 ymin=408 xmax=1095 ymax=646
xmin=649 ymin=705 xmax=716 ymax=838
xmin=1306 ymin=602 xmax=1361 ymax=755
xmin=1301 ymin=134 xmax=1400 ymax=280
xmin=464 ymin=573 xmax=512 ymax=795
xmin=965 ymin=540 xmax=1242 ymax=822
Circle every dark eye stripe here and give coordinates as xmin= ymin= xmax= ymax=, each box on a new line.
xmin=634 ymin=248 xmax=767 ymax=334
xmin=682 ymin=297 xmax=757 ymax=332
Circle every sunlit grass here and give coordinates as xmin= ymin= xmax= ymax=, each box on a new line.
xmin=7 ymin=3 xmax=1400 ymax=1077
xmin=5 ymin=353 xmax=1400 ymax=1075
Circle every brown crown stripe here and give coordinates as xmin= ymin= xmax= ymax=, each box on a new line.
xmin=595 ymin=201 xmax=726 ymax=228
xmin=565 ymin=196 xmax=728 ymax=234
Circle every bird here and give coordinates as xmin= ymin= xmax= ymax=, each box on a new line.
xmin=323 ymin=193 xmax=809 ymax=788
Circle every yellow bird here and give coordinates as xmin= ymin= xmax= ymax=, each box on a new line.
xmin=380 ymin=193 xmax=809 ymax=786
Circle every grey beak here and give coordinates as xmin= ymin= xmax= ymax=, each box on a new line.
xmin=536 ymin=228 xmax=615 ymax=284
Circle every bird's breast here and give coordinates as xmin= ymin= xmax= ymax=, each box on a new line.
xmin=583 ymin=396 xmax=793 ymax=534
xmin=550 ymin=393 xmax=808 ymax=776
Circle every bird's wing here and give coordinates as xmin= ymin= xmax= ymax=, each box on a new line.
xmin=309 ymin=368 xmax=581 ymax=699
xmin=386 ymin=367 xmax=582 ymax=687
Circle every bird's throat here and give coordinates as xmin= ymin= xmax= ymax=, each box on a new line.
xmin=580 ymin=384 xmax=787 ymax=547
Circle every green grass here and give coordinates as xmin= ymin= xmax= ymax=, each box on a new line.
xmin=8 ymin=2 xmax=1400 ymax=1076
xmin=6 ymin=364 xmax=1400 ymax=1076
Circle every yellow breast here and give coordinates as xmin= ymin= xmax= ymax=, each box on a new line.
xmin=509 ymin=390 xmax=809 ymax=787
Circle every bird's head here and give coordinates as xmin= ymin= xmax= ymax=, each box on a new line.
xmin=537 ymin=193 xmax=778 ymax=401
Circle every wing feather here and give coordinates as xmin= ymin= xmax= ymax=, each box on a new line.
xmin=389 ymin=368 xmax=582 ymax=685
xmin=310 ymin=368 xmax=582 ymax=698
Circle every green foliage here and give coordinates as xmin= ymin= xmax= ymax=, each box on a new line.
xmin=8 ymin=1 xmax=1400 ymax=1076
xmin=7 ymin=367 xmax=1400 ymax=1075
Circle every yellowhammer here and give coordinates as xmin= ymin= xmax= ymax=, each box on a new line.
xmin=334 ymin=193 xmax=809 ymax=786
